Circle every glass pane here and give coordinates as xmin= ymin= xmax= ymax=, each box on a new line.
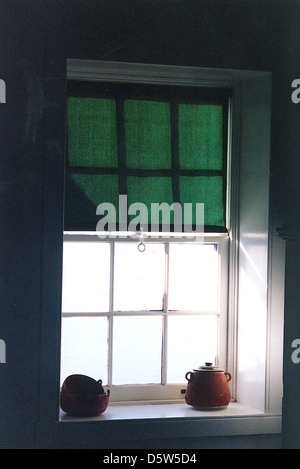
xmin=62 ymin=241 xmax=110 ymax=313
xmin=124 ymin=100 xmax=171 ymax=169
xmin=67 ymin=97 xmax=118 ymax=168
xmin=167 ymin=315 xmax=217 ymax=383
xmin=60 ymin=316 xmax=108 ymax=385
xmin=179 ymin=176 xmax=225 ymax=227
xmin=112 ymin=316 xmax=162 ymax=384
xmin=127 ymin=176 xmax=174 ymax=228
xmin=168 ymin=244 xmax=219 ymax=311
xmin=65 ymin=173 xmax=119 ymax=229
xmin=179 ymin=104 xmax=223 ymax=170
xmin=114 ymin=243 xmax=165 ymax=311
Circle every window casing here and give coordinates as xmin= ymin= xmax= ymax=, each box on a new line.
xmin=52 ymin=61 xmax=276 ymax=414
xmin=60 ymin=69 xmax=232 ymax=402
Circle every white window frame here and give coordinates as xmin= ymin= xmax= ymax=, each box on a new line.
xmin=60 ymin=60 xmax=279 ymax=414
xmin=37 ymin=61 xmax=283 ymax=444
xmin=63 ymin=61 xmax=234 ymax=403
xmin=61 ymin=233 xmax=229 ymax=402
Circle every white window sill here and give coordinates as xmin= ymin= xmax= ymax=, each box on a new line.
xmin=58 ymin=401 xmax=281 ymax=438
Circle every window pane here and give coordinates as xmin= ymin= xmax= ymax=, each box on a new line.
xmin=179 ymin=104 xmax=223 ymax=170
xmin=179 ymin=175 xmax=225 ymax=227
xmin=168 ymin=244 xmax=219 ymax=311
xmin=112 ymin=316 xmax=162 ymax=384
xmin=62 ymin=242 xmax=110 ymax=313
xmin=65 ymin=173 xmax=119 ymax=229
xmin=60 ymin=316 xmax=108 ymax=385
xmin=127 ymin=176 xmax=174 ymax=228
xmin=124 ymin=100 xmax=172 ymax=169
xmin=167 ymin=315 xmax=217 ymax=383
xmin=114 ymin=243 xmax=165 ymax=311
xmin=67 ymin=97 xmax=118 ymax=168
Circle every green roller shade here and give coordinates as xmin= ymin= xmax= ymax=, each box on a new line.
xmin=180 ymin=176 xmax=225 ymax=227
xmin=124 ymin=100 xmax=172 ymax=170
xmin=67 ymin=97 xmax=118 ymax=168
xmin=64 ymin=82 xmax=228 ymax=232
xmin=64 ymin=173 xmax=120 ymax=228
xmin=127 ymin=176 xmax=174 ymax=226
xmin=178 ymin=104 xmax=223 ymax=170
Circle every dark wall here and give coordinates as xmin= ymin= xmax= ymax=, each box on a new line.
xmin=0 ymin=0 xmax=299 ymax=448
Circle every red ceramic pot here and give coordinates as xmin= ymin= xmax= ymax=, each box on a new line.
xmin=60 ymin=374 xmax=109 ymax=417
xmin=61 ymin=374 xmax=104 ymax=395
xmin=185 ymin=362 xmax=232 ymax=409
xmin=60 ymin=391 xmax=110 ymax=417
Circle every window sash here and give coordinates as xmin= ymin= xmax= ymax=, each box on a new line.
xmin=65 ymin=81 xmax=229 ymax=233
xmin=60 ymin=233 xmax=228 ymax=401
xmin=62 ymin=65 xmax=231 ymax=402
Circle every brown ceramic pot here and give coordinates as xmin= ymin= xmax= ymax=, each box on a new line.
xmin=60 ymin=390 xmax=109 ymax=417
xmin=185 ymin=362 xmax=232 ymax=409
xmin=60 ymin=374 xmax=109 ymax=417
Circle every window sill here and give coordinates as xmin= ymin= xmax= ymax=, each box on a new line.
xmin=58 ymin=401 xmax=281 ymax=439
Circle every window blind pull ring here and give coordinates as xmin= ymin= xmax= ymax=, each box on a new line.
xmin=137 ymin=228 xmax=146 ymax=252
xmin=138 ymin=241 xmax=146 ymax=252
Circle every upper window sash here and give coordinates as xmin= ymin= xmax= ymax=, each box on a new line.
xmin=65 ymin=78 xmax=230 ymax=234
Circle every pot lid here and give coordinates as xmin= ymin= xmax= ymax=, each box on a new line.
xmin=194 ymin=362 xmax=225 ymax=372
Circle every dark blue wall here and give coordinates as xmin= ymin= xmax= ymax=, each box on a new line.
xmin=0 ymin=0 xmax=299 ymax=448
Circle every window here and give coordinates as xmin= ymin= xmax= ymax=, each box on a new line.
xmin=33 ymin=60 xmax=281 ymax=444
xmin=56 ymin=62 xmax=276 ymax=414
xmin=61 ymin=235 xmax=228 ymax=401
xmin=60 ymin=75 xmax=231 ymax=402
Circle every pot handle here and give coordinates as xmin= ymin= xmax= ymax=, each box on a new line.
xmin=225 ymin=371 xmax=232 ymax=382
xmin=185 ymin=371 xmax=193 ymax=382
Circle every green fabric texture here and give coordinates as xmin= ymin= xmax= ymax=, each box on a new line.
xmin=127 ymin=176 xmax=174 ymax=226
xmin=68 ymin=97 xmax=118 ymax=168
xmin=124 ymin=100 xmax=172 ymax=170
xmin=179 ymin=104 xmax=223 ymax=170
xmin=65 ymin=173 xmax=119 ymax=227
xmin=65 ymin=94 xmax=226 ymax=231
xmin=180 ymin=176 xmax=225 ymax=226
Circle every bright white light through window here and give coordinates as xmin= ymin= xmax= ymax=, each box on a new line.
xmin=62 ymin=242 xmax=110 ymax=313
xmin=114 ymin=243 xmax=165 ymax=311
xmin=60 ymin=316 xmax=108 ymax=384
xmin=60 ymin=238 xmax=222 ymax=394
xmin=112 ymin=316 xmax=163 ymax=385
xmin=169 ymin=244 xmax=219 ymax=311
xmin=167 ymin=315 xmax=217 ymax=383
